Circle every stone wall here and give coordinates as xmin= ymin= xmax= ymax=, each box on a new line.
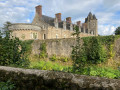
xmin=32 ymin=37 xmax=120 ymax=59
xmin=11 ymin=30 xmax=40 ymax=40
xmin=114 ymin=38 xmax=120 ymax=61
xmin=32 ymin=38 xmax=76 ymax=57
xmin=0 ymin=66 xmax=120 ymax=90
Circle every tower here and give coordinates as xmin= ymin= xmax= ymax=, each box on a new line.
xmin=85 ymin=12 xmax=98 ymax=36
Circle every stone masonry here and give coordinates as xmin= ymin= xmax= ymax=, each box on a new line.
xmin=0 ymin=66 xmax=120 ymax=90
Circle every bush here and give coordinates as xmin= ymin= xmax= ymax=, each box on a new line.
xmin=0 ymin=80 xmax=15 ymax=90
xmin=50 ymin=54 xmax=57 ymax=61
xmin=0 ymin=31 xmax=30 ymax=67
xmin=86 ymin=37 xmax=107 ymax=64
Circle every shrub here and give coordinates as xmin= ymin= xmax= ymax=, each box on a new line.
xmin=0 ymin=80 xmax=15 ymax=90
xmin=0 ymin=30 xmax=30 ymax=67
xmin=59 ymin=57 xmax=68 ymax=62
xmin=86 ymin=37 xmax=107 ymax=64
xmin=50 ymin=54 xmax=57 ymax=61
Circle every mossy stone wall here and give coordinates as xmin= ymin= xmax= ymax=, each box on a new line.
xmin=0 ymin=66 xmax=120 ymax=90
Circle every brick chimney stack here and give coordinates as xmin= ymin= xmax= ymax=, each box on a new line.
xmin=35 ymin=5 xmax=42 ymax=17
xmin=55 ymin=13 xmax=61 ymax=22
xmin=66 ymin=17 xmax=71 ymax=23
xmin=77 ymin=21 xmax=81 ymax=26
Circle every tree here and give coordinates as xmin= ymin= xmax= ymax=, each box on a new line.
xmin=2 ymin=21 xmax=12 ymax=32
xmin=71 ymin=26 xmax=87 ymax=73
xmin=115 ymin=27 xmax=120 ymax=35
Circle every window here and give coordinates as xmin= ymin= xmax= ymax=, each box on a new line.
xmin=33 ymin=33 xmax=37 ymax=39
xmin=43 ymin=34 xmax=46 ymax=39
xmin=86 ymin=29 xmax=88 ymax=33
xmin=56 ymin=34 xmax=58 ymax=38
xmin=30 ymin=32 xmax=33 ymax=39
xmin=21 ymin=34 xmax=25 ymax=39
xmin=64 ymin=35 xmax=66 ymax=38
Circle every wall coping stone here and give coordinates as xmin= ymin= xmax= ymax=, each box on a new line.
xmin=0 ymin=66 xmax=120 ymax=89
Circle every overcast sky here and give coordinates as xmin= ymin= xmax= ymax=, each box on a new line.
xmin=0 ymin=0 xmax=120 ymax=35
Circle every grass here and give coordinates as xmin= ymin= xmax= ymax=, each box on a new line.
xmin=30 ymin=60 xmax=72 ymax=72
xmin=28 ymin=54 xmax=120 ymax=79
xmin=81 ymin=65 xmax=120 ymax=79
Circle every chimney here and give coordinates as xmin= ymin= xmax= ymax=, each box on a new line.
xmin=35 ymin=5 xmax=42 ymax=17
xmin=66 ymin=17 xmax=71 ymax=23
xmin=55 ymin=13 xmax=61 ymax=22
xmin=77 ymin=21 xmax=81 ymax=26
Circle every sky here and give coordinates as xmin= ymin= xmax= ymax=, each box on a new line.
xmin=0 ymin=0 xmax=120 ymax=35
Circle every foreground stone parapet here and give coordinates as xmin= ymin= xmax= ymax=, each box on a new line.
xmin=0 ymin=66 xmax=120 ymax=90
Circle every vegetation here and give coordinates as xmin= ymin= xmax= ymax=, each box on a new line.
xmin=0 ymin=80 xmax=15 ymax=90
xmin=71 ymin=26 xmax=86 ymax=73
xmin=50 ymin=54 xmax=57 ymax=61
xmin=2 ymin=21 xmax=12 ymax=32
xmin=82 ymin=35 xmax=120 ymax=59
xmin=0 ymin=22 xmax=30 ymax=67
xmin=71 ymin=26 xmax=120 ymax=79
xmin=0 ymin=22 xmax=120 ymax=88
xmin=81 ymin=66 xmax=120 ymax=79
xmin=115 ymin=26 xmax=120 ymax=35
xmin=83 ymin=37 xmax=107 ymax=64
xmin=27 ymin=30 xmax=120 ymax=79
xmin=39 ymin=43 xmax=48 ymax=58
xmin=30 ymin=60 xmax=72 ymax=72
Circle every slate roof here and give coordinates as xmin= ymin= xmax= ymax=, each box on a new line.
xmin=41 ymin=15 xmax=54 ymax=26
xmin=32 ymin=13 xmax=75 ymax=30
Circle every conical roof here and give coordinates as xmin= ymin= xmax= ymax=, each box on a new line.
xmin=93 ymin=14 xmax=97 ymax=19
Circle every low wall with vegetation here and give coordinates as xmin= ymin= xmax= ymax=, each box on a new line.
xmin=32 ymin=38 xmax=76 ymax=57
xmin=0 ymin=66 xmax=120 ymax=90
xmin=31 ymin=36 xmax=120 ymax=60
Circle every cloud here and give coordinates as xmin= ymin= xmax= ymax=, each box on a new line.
xmin=0 ymin=0 xmax=120 ymax=35
xmin=99 ymin=25 xmax=116 ymax=35
xmin=26 ymin=19 xmax=30 ymax=23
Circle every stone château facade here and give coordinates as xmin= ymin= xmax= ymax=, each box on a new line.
xmin=9 ymin=5 xmax=98 ymax=40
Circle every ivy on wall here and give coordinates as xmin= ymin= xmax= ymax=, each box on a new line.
xmin=39 ymin=43 xmax=47 ymax=58
xmin=82 ymin=35 xmax=120 ymax=60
